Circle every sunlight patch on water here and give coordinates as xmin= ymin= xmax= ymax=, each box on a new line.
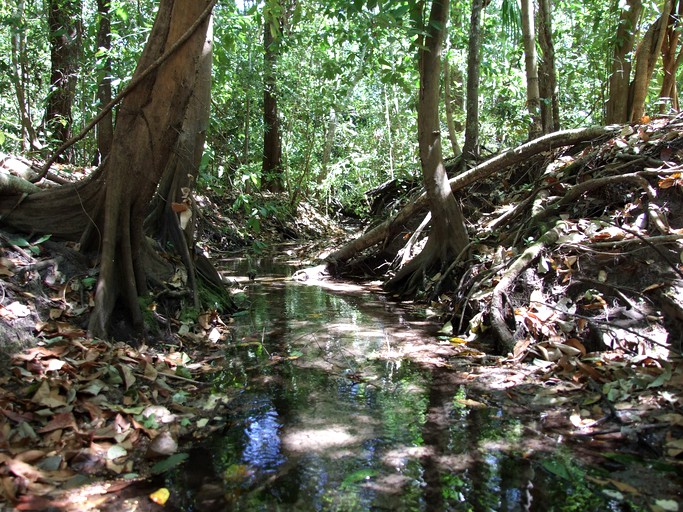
xmin=282 ymin=426 xmax=359 ymax=453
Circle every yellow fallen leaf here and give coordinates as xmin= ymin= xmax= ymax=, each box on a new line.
xmin=449 ymin=337 xmax=468 ymax=345
xmin=149 ymin=487 xmax=170 ymax=505
xmin=607 ymin=478 xmax=639 ymax=494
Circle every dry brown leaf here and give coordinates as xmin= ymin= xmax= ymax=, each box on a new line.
xmin=14 ymin=451 xmax=46 ymax=464
xmin=608 ymin=478 xmax=639 ymax=494
xmin=117 ymin=363 xmax=136 ymax=390
xmin=38 ymin=412 xmax=76 ymax=434
xmin=198 ymin=312 xmax=212 ymax=330
xmin=31 ymin=381 xmax=67 ymax=408
xmin=5 ymin=459 xmax=45 ymax=482
xmin=565 ymin=338 xmax=587 ymax=357
xmin=142 ymin=361 xmax=158 ymax=381
xmin=0 ymin=475 xmax=17 ymax=502
xmin=576 ymin=361 xmax=604 ymax=382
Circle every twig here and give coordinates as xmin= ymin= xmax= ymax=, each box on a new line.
xmin=599 ymin=219 xmax=683 ymax=279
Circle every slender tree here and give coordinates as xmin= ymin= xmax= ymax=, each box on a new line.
xmin=45 ymin=0 xmax=82 ymax=163
xmin=630 ymin=1 xmax=672 ymax=122
xmin=9 ymin=0 xmax=38 ymax=152
xmin=537 ymin=0 xmax=559 ymax=132
xmin=462 ymin=0 xmax=487 ymax=163
xmin=385 ymin=0 xmax=469 ymax=296
xmin=262 ymin=0 xmax=285 ymax=193
xmin=520 ymin=0 xmax=541 ymax=139
xmin=94 ymin=0 xmax=114 ymax=163
xmin=658 ymin=0 xmax=683 ymax=112
xmin=605 ymin=0 xmax=642 ymax=124
xmin=443 ymin=52 xmax=462 ymax=157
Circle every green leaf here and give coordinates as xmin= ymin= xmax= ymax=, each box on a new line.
xmin=541 ymin=459 xmax=572 ymax=480
xmin=342 ymin=468 xmax=377 ymax=487
xmin=150 ymin=453 xmax=189 ymax=475
xmin=106 ymin=444 xmax=128 ymax=461
xmin=8 ymin=237 xmax=30 ymax=247
xmin=175 ymin=366 xmax=192 ymax=379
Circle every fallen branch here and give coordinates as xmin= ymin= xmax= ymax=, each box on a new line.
xmin=327 ymin=126 xmax=620 ymax=268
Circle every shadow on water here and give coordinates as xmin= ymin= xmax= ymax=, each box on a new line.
xmin=167 ymin=257 xmax=643 ymax=511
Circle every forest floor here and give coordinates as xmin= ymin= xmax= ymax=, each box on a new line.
xmin=0 ymin=117 xmax=682 ymax=510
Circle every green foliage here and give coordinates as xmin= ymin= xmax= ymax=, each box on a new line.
xmin=0 ymin=0 xmax=676 ymax=220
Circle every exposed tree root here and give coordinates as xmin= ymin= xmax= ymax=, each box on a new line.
xmin=490 ymin=222 xmax=564 ymax=354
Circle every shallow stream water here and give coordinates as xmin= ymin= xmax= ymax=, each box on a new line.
xmin=167 ymin=256 xmax=646 ymax=511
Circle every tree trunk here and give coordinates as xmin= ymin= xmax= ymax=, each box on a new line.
xmin=0 ymin=0 xmax=217 ymax=340
xmin=95 ymin=0 xmax=114 ymax=163
xmin=318 ymin=45 xmax=368 ymax=187
xmin=46 ymin=0 xmax=82 ymax=163
xmin=84 ymin=0 xmax=215 ymax=339
xmin=605 ymin=0 xmax=642 ymax=124
xmin=385 ymin=0 xmax=469 ymax=296
xmin=630 ymin=1 xmax=672 ymax=122
xmin=462 ymin=0 xmax=486 ymax=163
xmin=521 ymin=0 xmax=541 ymax=139
xmin=326 ymin=126 xmax=618 ymax=269
xmin=262 ymin=2 xmax=284 ymax=193
xmin=658 ymin=0 xmax=682 ymax=113
xmin=443 ymin=55 xmax=462 ymax=157
xmin=10 ymin=0 xmax=38 ymax=153
xmin=146 ymin=17 xmax=214 ymax=311
xmin=537 ymin=0 xmax=559 ymax=132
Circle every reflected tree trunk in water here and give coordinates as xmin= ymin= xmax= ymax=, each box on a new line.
xmin=466 ymin=407 xmax=491 ymax=512
xmin=420 ymin=371 xmax=452 ymax=511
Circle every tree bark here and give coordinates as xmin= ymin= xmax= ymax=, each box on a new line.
xmin=443 ymin=55 xmax=462 ymax=157
xmin=605 ymin=0 xmax=642 ymax=124
xmin=262 ymin=1 xmax=284 ymax=193
xmin=95 ymin=0 xmax=114 ymax=163
xmin=10 ymin=0 xmax=39 ymax=153
xmin=537 ymin=0 xmax=559 ymax=132
xmin=521 ymin=0 xmax=541 ymax=139
xmin=46 ymin=0 xmax=82 ymax=163
xmin=85 ymin=0 xmax=215 ymax=338
xmin=658 ymin=0 xmax=682 ymax=113
xmin=146 ymin=17 xmax=214 ymax=310
xmin=630 ymin=1 xmax=672 ymax=122
xmin=384 ymin=0 xmax=469 ymax=296
xmin=462 ymin=0 xmax=486 ymax=163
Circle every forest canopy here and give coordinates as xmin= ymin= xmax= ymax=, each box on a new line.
xmin=0 ymin=0 xmax=676 ymax=214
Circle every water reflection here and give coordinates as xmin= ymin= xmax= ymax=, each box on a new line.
xmin=241 ymin=397 xmax=285 ymax=474
xmin=168 ymin=258 xmax=638 ymax=512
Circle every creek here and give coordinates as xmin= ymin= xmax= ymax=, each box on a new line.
xmin=167 ymin=255 xmax=637 ymax=511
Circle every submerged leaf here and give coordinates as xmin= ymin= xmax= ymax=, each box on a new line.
xmin=149 ymin=487 xmax=170 ymax=505
xmin=149 ymin=453 xmax=188 ymax=475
